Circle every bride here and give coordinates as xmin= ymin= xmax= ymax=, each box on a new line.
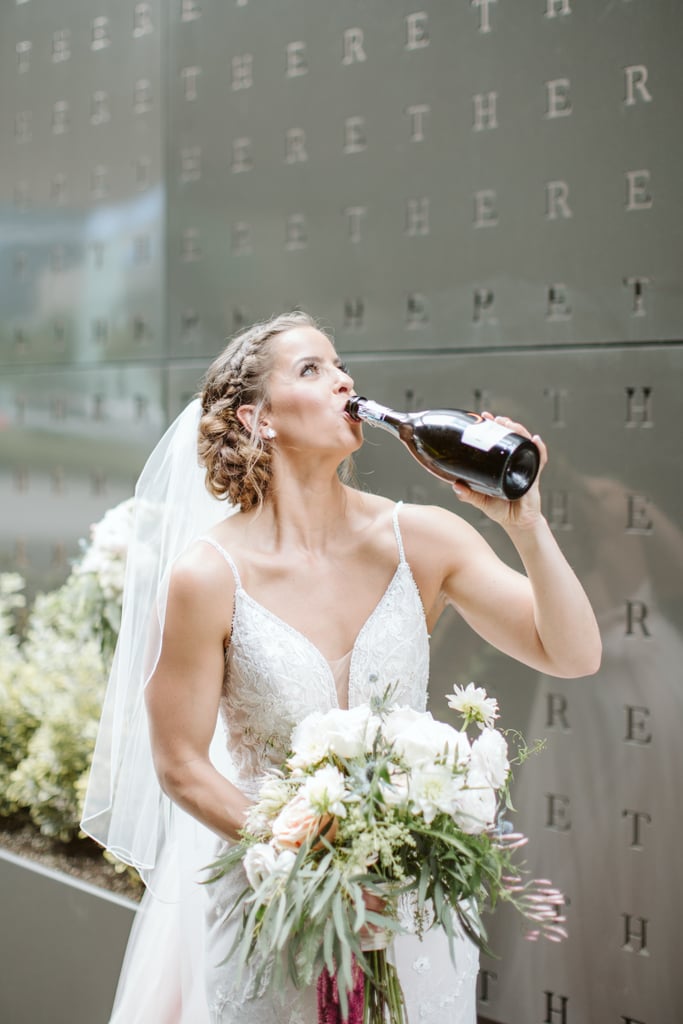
xmin=82 ymin=310 xmax=600 ymax=1023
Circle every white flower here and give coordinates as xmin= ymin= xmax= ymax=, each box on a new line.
xmin=245 ymin=775 xmax=292 ymax=835
xmin=77 ymin=499 xmax=136 ymax=598
xmin=256 ymin=775 xmax=293 ymax=817
xmin=381 ymin=767 xmax=410 ymax=808
xmin=447 ymin=682 xmax=499 ymax=730
xmin=470 ymin=728 xmax=509 ymax=789
xmin=452 ymin=770 xmax=498 ymax=834
xmin=0 ymin=573 xmax=26 ymax=598
xmin=303 ymin=765 xmax=348 ymax=817
xmin=322 ymin=705 xmax=379 ymax=760
xmin=289 ymin=705 xmax=379 ymax=769
xmin=408 ymin=763 xmax=464 ymax=824
xmin=243 ymin=843 xmax=277 ymax=888
xmin=288 ymin=712 xmax=327 ymax=770
xmin=384 ymin=707 xmax=470 ymax=767
xmin=243 ymin=843 xmax=295 ymax=889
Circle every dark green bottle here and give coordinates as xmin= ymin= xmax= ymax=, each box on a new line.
xmin=346 ymin=397 xmax=540 ymax=500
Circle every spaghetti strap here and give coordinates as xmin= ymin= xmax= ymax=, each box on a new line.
xmin=392 ymin=501 xmax=406 ymax=564
xmin=199 ymin=535 xmax=242 ymax=589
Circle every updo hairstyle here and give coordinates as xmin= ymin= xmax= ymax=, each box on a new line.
xmin=198 ymin=310 xmax=320 ymax=511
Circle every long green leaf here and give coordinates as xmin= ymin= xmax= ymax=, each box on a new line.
xmin=311 ymin=867 xmax=341 ymax=919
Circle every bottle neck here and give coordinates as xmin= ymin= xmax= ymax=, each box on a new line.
xmin=346 ymin=397 xmax=407 ymax=438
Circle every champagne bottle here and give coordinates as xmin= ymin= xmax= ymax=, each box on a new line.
xmin=346 ymin=397 xmax=540 ymax=500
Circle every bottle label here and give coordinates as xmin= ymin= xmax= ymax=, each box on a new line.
xmin=461 ymin=419 xmax=511 ymax=452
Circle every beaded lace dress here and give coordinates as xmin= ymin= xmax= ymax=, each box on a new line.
xmin=201 ymin=503 xmax=479 ymax=1024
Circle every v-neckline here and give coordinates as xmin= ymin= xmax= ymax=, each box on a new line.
xmin=234 ymin=562 xmax=406 ymax=708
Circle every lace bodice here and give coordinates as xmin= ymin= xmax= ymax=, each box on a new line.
xmin=201 ymin=503 xmax=430 ymax=798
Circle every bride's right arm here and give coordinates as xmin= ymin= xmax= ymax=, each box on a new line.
xmin=145 ymin=546 xmax=251 ymax=842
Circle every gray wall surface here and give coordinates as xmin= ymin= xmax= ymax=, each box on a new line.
xmin=1 ymin=2 xmax=681 ymax=1023
xmin=0 ymin=851 xmax=136 ymax=1024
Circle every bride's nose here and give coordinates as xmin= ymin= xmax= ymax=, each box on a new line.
xmin=334 ymin=367 xmax=354 ymax=392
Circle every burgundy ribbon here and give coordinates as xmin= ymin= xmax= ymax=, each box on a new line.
xmin=317 ymin=956 xmax=365 ymax=1024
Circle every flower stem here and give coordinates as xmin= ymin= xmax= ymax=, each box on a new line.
xmin=363 ymin=950 xmax=407 ymax=1024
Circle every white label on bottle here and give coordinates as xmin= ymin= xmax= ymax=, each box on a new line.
xmin=461 ymin=419 xmax=511 ymax=452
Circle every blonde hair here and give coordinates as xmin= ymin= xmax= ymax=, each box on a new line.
xmin=198 ymin=310 xmax=322 ymax=511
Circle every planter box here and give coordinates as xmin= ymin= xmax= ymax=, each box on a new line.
xmin=0 ymin=849 xmax=505 ymax=1023
xmin=0 ymin=849 xmax=137 ymax=1024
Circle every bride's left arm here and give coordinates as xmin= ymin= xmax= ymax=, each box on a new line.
xmin=407 ymin=418 xmax=602 ymax=679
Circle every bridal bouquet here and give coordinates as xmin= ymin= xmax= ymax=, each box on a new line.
xmin=209 ymin=684 xmax=565 ymax=1024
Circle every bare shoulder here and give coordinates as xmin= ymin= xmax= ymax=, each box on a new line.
xmin=396 ymin=501 xmax=482 ymax=548
xmin=395 ymin=501 xmax=495 ymax=585
xmin=167 ymin=535 xmax=236 ymax=628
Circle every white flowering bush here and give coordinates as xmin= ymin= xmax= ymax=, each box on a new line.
xmin=0 ymin=499 xmax=133 ymax=842
xmin=0 ymin=574 xmax=34 ymax=815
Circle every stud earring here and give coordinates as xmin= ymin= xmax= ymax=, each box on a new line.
xmin=264 ymin=427 xmax=277 ymax=440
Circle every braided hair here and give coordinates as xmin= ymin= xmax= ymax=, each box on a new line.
xmin=198 ymin=310 xmax=320 ymax=511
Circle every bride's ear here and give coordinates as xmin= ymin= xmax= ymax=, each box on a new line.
xmin=237 ymin=404 xmax=274 ymax=440
xmin=236 ymin=404 xmax=256 ymax=433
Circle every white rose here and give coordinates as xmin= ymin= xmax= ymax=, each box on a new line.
xmin=243 ymin=842 xmax=278 ymax=889
xmin=304 ymin=765 xmax=348 ymax=817
xmin=384 ymin=708 xmax=470 ymax=767
xmin=470 ymin=728 xmax=509 ymax=789
xmin=289 ymin=712 xmax=327 ymax=770
xmin=381 ymin=767 xmax=410 ymax=808
xmin=273 ymin=848 xmax=297 ymax=874
xmin=452 ymin=770 xmax=497 ymax=834
xmin=322 ymin=705 xmax=378 ymax=760
xmin=289 ymin=706 xmax=380 ymax=770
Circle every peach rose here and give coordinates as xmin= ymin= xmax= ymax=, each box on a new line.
xmin=271 ymin=793 xmax=337 ymax=851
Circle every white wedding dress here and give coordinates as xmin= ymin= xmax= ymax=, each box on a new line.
xmin=110 ymin=503 xmax=478 ymax=1023
xmin=202 ymin=503 xmax=479 ymax=1023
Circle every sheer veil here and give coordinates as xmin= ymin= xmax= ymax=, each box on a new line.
xmin=81 ymin=399 xmax=238 ymax=1022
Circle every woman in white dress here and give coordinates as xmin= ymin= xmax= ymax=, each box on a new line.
xmin=83 ymin=310 xmax=601 ymax=1023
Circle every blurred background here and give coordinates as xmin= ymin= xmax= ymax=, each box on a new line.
xmin=1 ymin=2 xmax=682 ymax=1022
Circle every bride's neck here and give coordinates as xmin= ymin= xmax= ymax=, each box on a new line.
xmin=261 ymin=466 xmax=351 ymax=553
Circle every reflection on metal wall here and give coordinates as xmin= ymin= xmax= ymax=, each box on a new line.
xmin=1 ymin=0 xmax=165 ymax=592
xmin=1 ymin=2 xmax=682 ymax=1023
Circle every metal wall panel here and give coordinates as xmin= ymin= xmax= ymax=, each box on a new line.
xmin=0 ymin=0 xmax=164 ymax=369
xmin=165 ymin=0 xmax=683 ymax=354
xmin=0 ymin=363 xmax=165 ymax=589
xmin=348 ymin=345 xmax=683 ymax=1023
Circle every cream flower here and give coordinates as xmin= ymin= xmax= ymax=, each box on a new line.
xmin=408 ymin=763 xmax=463 ymax=824
xmin=447 ymin=682 xmax=499 ymax=730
